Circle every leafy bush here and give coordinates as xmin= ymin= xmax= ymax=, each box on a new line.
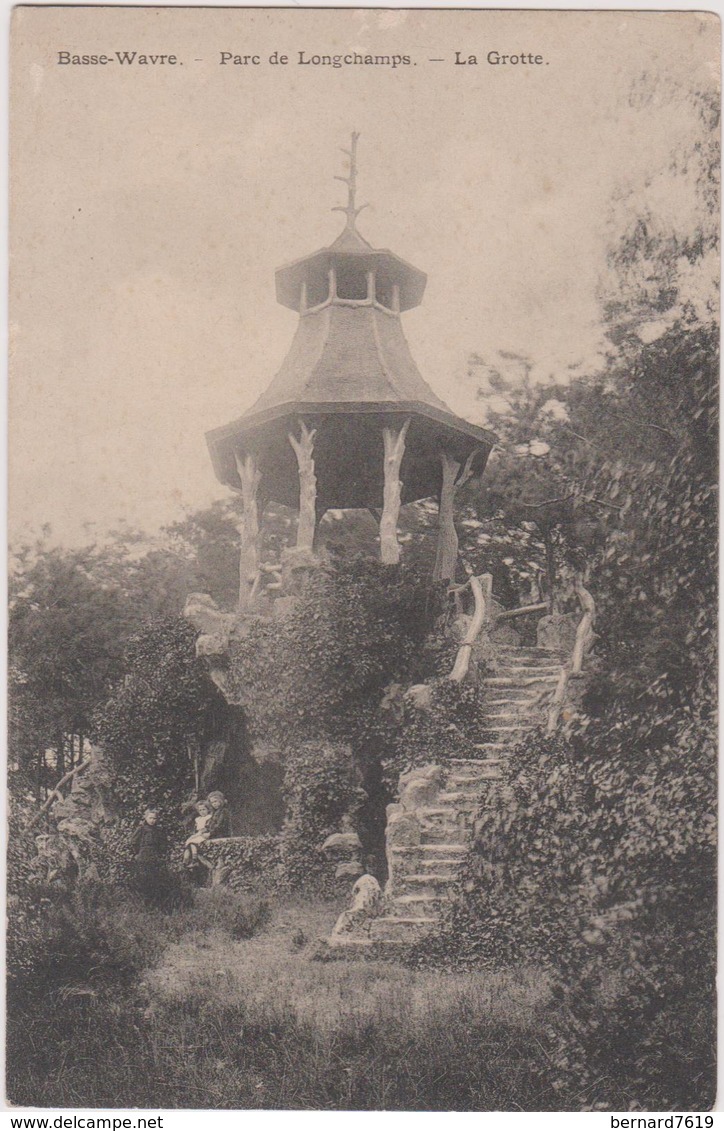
xmin=281 ymin=741 xmax=364 ymax=893
xmin=228 ymin=559 xmax=445 ymax=751
xmin=7 ymin=879 xmax=169 ymax=1004
xmin=225 ymin=559 xmax=455 ymax=883
xmin=97 ymin=617 xmax=220 ymax=788
xmin=199 ymin=834 xmax=283 ymax=893
xmin=414 ymin=673 xmax=716 ymax=1108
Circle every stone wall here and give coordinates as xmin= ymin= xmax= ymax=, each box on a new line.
xmin=198 ymin=834 xmax=283 ymax=893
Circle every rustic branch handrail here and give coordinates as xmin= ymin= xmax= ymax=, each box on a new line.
xmin=546 ymin=578 xmax=596 ymax=733
xmin=495 ymin=602 xmax=548 ymax=622
xmin=448 ymin=575 xmax=486 ymax=683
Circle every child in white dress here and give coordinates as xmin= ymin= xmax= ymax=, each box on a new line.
xmin=182 ymin=800 xmax=212 ymax=865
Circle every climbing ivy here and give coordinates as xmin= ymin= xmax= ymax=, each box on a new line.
xmin=281 ymin=741 xmax=365 ymax=894
xmin=228 ymin=558 xmax=445 ymax=752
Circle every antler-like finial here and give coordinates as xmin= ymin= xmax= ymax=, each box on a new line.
xmin=332 ymin=131 xmax=369 ymax=232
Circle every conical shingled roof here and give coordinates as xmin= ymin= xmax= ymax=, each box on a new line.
xmin=244 ymin=304 xmax=452 ymax=419
xmin=206 ymin=136 xmax=495 ymax=510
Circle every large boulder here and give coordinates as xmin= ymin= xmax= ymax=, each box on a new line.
xmin=386 ymin=804 xmax=421 ymax=847
xmin=399 ymin=764 xmax=444 ymax=810
xmin=321 ymin=831 xmax=363 ymax=854
xmin=184 ymin=592 xmax=236 ymax=658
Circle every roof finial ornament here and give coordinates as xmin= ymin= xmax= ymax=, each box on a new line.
xmin=333 ymin=130 xmax=369 ymax=233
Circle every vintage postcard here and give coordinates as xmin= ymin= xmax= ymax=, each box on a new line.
xmin=7 ymin=6 xmax=719 ymax=1114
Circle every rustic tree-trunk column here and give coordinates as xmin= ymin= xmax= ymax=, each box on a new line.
xmin=234 ymin=451 xmax=262 ymax=610
xmin=434 ymin=450 xmax=478 ymax=582
xmin=288 ymin=420 xmax=318 ymax=552
xmin=571 ymin=574 xmax=596 ymax=675
xmin=380 ymin=419 xmax=410 ymax=564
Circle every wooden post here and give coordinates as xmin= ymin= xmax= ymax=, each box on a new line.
xmin=380 ymin=419 xmax=410 ymax=564
xmin=391 ymin=284 xmax=400 ymax=314
xmin=234 ymin=451 xmax=261 ymax=610
xmin=288 ymin=420 xmax=318 ymax=552
xmin=434 ymin=450 xmax=478 ymax=582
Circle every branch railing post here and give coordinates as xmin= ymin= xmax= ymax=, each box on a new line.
xmin=546 ymin=575 xmax=596 ymax=733
xmin=448 ymin=573 xmax=491 ymax=682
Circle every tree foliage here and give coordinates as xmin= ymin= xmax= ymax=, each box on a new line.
xmin=96 ymin=617 xmax=224 ymax=811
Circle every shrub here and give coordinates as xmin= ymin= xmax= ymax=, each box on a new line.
xmin=227 ymin=559 xmax=445 ymax=751
xmin=281 ymin=741 xmax=364 ymax=893
xmin=414 ymin=675 xmax=716 ymax=1109
xmin=380 ymin=678 xmax=492 ymax=792
xmin=7 ymin=878 xmax=169 ymax=1004
xmin=198 ymin=834 xmax=283 ymax=894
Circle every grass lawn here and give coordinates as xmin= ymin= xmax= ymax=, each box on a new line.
xmin=8 ymin=891 xmax=558 ymax=1110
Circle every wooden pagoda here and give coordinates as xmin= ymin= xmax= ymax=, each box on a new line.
xmin=206 ymin=135 xmax=496 ymax=607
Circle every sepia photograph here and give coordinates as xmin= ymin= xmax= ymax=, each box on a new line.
xmin=7 ymin=6 xmax=719 ymax=1112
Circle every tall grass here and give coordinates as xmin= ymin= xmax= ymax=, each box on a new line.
xmin=7 ymin=890 xmax=555 ymax=1110
xmin=8 ymin=982 xmax=555 ymax=1109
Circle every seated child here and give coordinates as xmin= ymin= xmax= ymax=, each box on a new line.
xmin=182 ymin=800 xmax=212 ymax=865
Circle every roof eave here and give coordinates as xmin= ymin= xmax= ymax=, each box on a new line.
xmin=206 ymin=400 xmax=497 ymax=487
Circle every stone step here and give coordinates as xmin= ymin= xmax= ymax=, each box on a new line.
xmin=472 ymin=742 xmax=518 ymax=754
xmin=444 ymin=790 xmax=491 ymax=804
xmin=416 ymin=858 xmax=459 ymax=875
xmin=450 ymin=767 xmax=503 ymax=784
xmin=498 ymin=649 xmax=563 ymax=660
xmin=403 ymin=873 xmax=458 ymax=890
xmin=393 ymin=894 xmax=451 ymax=916
xmin=438 ymin=791 xmax=483 ymax=805
xmin=483 ymin=676 xmax=558 ymax=688
xmin=495 ymin=665 xmax=563 ymax=674
xmin=392 ymin=843 xmax=467 ymax=855
xmin=485 ymin=690 xmax=544 ymax=703
xmin=447 ymin=760 xmax=502 ymax=769
xmin=418 ymin=826 xmax=469 ymax=845
xmin=484 ymin=696 xmax=540 ymax=705
xmin=486 ymin=712 xmax=534 ymax=722
xmin=369 ymin=916 xmax=438 ymax=942
xmin=418 ymin=815 xmax=464 ymax=835
xmin=450 ymin=758 xmax=504 ymax=771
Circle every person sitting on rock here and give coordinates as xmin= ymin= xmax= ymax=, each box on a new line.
xmin=205 ymin=791 xmax=231 ymax=839
xmin=182 ymin=799 xmax=212 ymax=866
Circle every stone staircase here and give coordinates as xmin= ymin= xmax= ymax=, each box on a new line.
xmin=368 ymin=645 xmax=562 ymax=944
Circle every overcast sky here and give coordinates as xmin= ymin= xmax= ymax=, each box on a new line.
xmin=10 ymin=7 xmax=718 ymax=545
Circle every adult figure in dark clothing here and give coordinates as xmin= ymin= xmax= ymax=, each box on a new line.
xmin=205 ymin=791 xmax=231 ymax=839
xmin=191 ymin=791 xmax=231 ymax=887
xmin=130 ymin=806 xmax=168 ymax=904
